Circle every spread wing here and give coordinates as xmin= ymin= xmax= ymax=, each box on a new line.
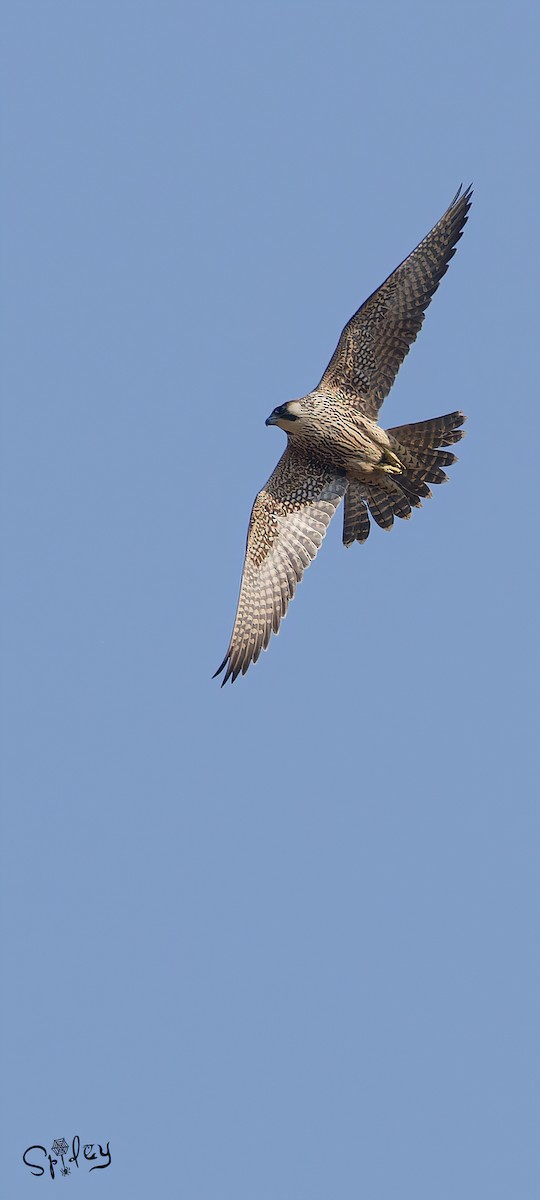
xmin=317 ymin=185 xmax=472 ymax=419
xmin=214 ymin=448 xmax=347 ymax=685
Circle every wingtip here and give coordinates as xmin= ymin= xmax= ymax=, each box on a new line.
xmin=450 ymin=182 xmax=474 ymax=206
xmin=213 ymin=654 xmax=243 ymax=686
xmin=212 ymin=654 xmax=231 ymax=685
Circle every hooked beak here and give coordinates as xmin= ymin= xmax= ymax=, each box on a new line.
xmin=265 ymin=413 xmax=277 ymax=426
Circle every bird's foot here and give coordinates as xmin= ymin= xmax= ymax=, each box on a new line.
xmin=380 ymin=449 xmax=404 ymax=475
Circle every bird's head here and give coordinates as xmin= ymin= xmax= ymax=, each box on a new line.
xmin=265 ymin=400 xmax=303 ymax=430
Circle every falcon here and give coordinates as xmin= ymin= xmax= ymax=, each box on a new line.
xmin=215 ymin=186 xmax=472 ymax=685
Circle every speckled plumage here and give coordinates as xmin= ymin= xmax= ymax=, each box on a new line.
xmin=215 ymin=187 xmax=472 ymax=684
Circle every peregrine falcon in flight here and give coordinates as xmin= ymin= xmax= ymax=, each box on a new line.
xmin=215 ymin=187 xmax=472 ymax=685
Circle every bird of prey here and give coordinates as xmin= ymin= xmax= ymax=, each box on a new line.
xmin=215 ymin=186 xmax=472 ymax=685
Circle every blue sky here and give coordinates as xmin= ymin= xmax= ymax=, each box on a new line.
xmin=2 ymin=2 xmax=538 ymax=1196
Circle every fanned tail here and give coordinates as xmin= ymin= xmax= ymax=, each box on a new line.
xmin=342 ymin=410 xmax=466 ymax=546
xmin=387 ymin=410 xmax=466 ymax=449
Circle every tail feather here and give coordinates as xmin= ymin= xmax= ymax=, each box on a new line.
xmin=365 ymin=486 xmax=395 ymax=531
xmin=387 ymin=410 xmax=466 ymax=449
xmin=343 ymin=484 xmax=370 ymax=546
xmin=366 ymin=481 xmax=412 ymax=530
xmin=397 ymin=477 xmax=432 ymax=504
xmin=342 ymin=410 xmax=465 ymax=546
xmin=412 ymin=448 xmax=457 ymax=469
xmin=399 ymin=448 xmax=452 ymax=487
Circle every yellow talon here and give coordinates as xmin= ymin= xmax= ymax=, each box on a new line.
xmin=381 ymin=449 xmax=404 ymax=474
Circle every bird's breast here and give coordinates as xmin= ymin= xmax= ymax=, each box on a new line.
xmin=292 ymin=407 xmax=385 ymax=470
